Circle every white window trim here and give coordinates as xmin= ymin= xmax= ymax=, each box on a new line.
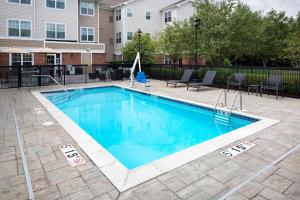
xmin=127 ymin=32 xmax=133 ymax=41
xmin=164 ymin=10 xmax=172 ymax=24
xmin=115 ymin=8 xmax=122 ymax=22
xmin=9 ymin=53 xmax=34 ymax=66
xmin=116 ymin=32 xmax=122 ymax=44
xmin=7 ymin=18 xmax=32 ymax=38
xmin=7 ymin=0 xmax=32 ymax=6
xmin=45 ymin=0 xmax=66 ymax=10
xmin=45 ymin=22 xmax=66 ymax=40
xmin=80 ymin=26 xmax=95 ymax=43
xmin=127 ymin=7 xmax=133 ymax=17
xmin=145 ymin=11 xmax=151 ymax=20
xmin=80 ymin=0 xmax=95 ymax=17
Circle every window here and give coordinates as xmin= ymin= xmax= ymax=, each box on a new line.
xmin=164 ymin=55 xmax=172 ymax=64
xmin=8 ymin=0 xmax=31 ymax=5
xmin=127 ymin=32 xmax=133 ymax=40
xmin=116 ymin=32 xmax=122 ymax=44
xmin=164 ymin=11 xmax=172 ymax=24
xmin=146 ymin=11 xmax=151 ymax=20
xmin=127 ymin=8 xmax=133 ymax=17
xmin=80 ymin=27 xmax=94 ymax=42
xmin=11 ymin=53 xmax=33 ymax=66
xmin=8 ymin=20 xmax=31 ymax=38
xmin=80 ymin=0 xmax=94 ymax=16
xmin=46 ymin=0 xmax=65 ymax=9
xmin=116 ymin=9 xmax=121 ymax=21
xmin=46 ymin=23 xmax=65 ymax=39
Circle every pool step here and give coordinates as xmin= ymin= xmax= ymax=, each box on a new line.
xmin=214 ymin=113 xmax=230 ymax=126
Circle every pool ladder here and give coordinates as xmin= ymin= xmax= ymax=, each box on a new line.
xmin=214 ymin=89 xmax=243 ymax=125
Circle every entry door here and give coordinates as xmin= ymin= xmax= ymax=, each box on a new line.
xmin=47 ymin=54 xmax=56 ymax=65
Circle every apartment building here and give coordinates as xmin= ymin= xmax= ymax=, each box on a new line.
xmin=109 ymin=0 xmax=196 ymax=61
xmin=0 ymin=0 xmax=197 ymax=68
xmin=0 ymin=0 xmax=106 ymax=67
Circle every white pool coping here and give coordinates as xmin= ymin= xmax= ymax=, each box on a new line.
xmin=32 ymin=84 xmax=279 ymax=192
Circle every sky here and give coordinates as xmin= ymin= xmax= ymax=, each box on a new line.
xmin=240 ymin=0 xmax=300 ymax=17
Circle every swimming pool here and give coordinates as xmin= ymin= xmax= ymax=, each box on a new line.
xmin=45 ymin=86 xmax=255 ymax=169
xmin=34 ymin=85 xmax=278 ymax=191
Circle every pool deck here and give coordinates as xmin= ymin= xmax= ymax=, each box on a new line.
xmin=0 ymin=80 xmax=300 ymax=200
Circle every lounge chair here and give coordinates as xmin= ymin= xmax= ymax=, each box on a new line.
xmin=261 ymin=75 xmax=283 ymax=99
xmin=227 ymin=73 xmax=245 ymax=91
xmin=187 ymin=70 xmax=216 ymax=91
xmin=167 ymin=69 xmax=194 ymax=87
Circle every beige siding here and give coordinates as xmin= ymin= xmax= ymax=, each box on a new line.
xmin=78 ymin=0 xmax=99 ymax=43
xmin=0 ymin=1 xmax=34 ymax=38
xmin=0 ymin=38 xmax=43 ymax=48
xmin=45 ymin=41 xmax=104 ymax=51
xmin=35 ymin=0 xmax=78 ymax=41
xmin=99 ymin=8 xmax=114 ymax=61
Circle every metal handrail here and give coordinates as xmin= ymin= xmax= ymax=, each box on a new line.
xmin=214 ymin=89 xmax=227 ymax=110
xmin=31 ymin=75 xmax=70 ymax=97
xmin=229 ymin=91 xmax=243 ymax=114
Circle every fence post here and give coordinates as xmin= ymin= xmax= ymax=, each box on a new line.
xmin=63 ymin=65 xmax=66 ymax=85
xmin=160 ymin=65 xmax=162 ymax=80
xmin=38 ymin=65 xmax=42 ymax=86
xmin=18 ymin=66 xmax=22 ymax=88
xmin=85 ymin=65 xmax=88 ymax=84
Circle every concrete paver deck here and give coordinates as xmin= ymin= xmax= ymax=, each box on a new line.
xmin=0 ymin=80 xmax=299 ymax=200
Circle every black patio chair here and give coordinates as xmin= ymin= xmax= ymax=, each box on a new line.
xmin=260 ymin=75 xmax=283 ymax=100
xmin=187 ymin=70 xmax=217 ymax=91
xmin=167 ymin=69 xmax=194 ymax=87
xmin=227 ymin=73 xmax=246 ymax=91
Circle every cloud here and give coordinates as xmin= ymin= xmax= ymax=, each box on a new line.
xmin=240 ymin=0 xmax=300 ymax=17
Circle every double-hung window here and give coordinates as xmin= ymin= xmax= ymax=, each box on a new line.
xmin=81 ymin=27 xmax=94 ymax=42
xmin=80 ymin=0 xmax=94 ymax=16
xmin=46 ymin=23 xmax=65 ymax=40
xmin=145 ymin=11 xmax=151 ymax=20
xmin=127 ymin=8 xmax=133 ymax=17
xmin=11 ymin=53 xmax=33 ymax=66
xmin=8 ymin=0 xmax=31 ymax=5
xmin=116 ymin=9 xmax=122 ymax=21
xmin=127 ymin=32 xmax=133 ymax=40
xmin=116 ymin=32 xmax=122 ymax=44
xmin=46 ymin=0 xmax=65 ymax=9
xmin=8 ymin=19 xmax=31 ymax=38
xmin=164 ymin=11 xmax=172 ymax=24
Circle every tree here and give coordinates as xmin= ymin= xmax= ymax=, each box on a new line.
xmin=122 ymin=33 xmax=156 ymax=63
xmin=285 ymin=12 xmax=300 ymax=67
xmin=158 ymin=22 xmax=187 ymax=64
xmin=256 ymin=10 xmax=290 ymax=67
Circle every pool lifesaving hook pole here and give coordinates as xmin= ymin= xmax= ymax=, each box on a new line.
xmin=130 ymin=52 xmax=142 ymax=86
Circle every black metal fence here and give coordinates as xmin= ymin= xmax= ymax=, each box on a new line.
xmin=1 ymin=64 xmax=300 ymax=98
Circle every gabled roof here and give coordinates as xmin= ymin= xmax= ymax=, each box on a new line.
xmin=160 ymin=0 xmax=195 ymax=11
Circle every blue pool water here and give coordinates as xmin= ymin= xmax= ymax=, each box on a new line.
xmin=44 ymin=86 xmax=256 ymax=169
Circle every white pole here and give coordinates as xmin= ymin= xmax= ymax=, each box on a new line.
xmin=130 ymin=52 xmax=141 ymax=86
